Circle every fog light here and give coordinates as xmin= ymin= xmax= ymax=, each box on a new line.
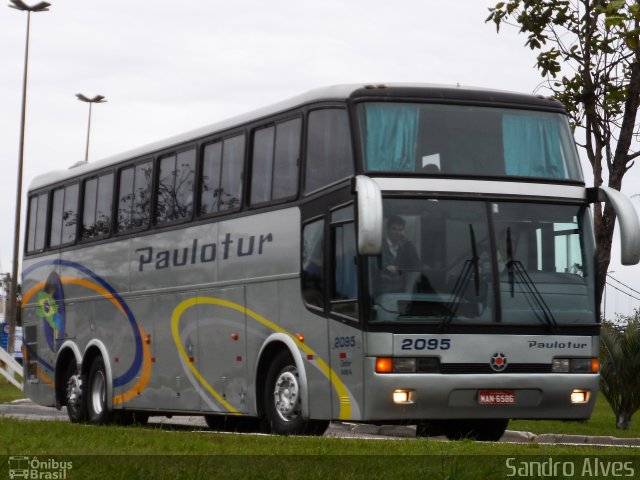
xmin=570 ymin=389 xmax=590 ymax=404
xmin=393 ymin=389 xmax=415 ymax=404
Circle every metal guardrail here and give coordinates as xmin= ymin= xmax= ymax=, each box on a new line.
xmin=0 ymin=347 xmax=23 ymax=391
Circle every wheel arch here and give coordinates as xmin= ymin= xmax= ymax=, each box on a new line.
xmin=54 ymin=341 xmax=82 ymax=409
xmin=82 ymin=340 xmax=114 ymax=410
xmin=255 ymin=333 xmax=309 ymax=420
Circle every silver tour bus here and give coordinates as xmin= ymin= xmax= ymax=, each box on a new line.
xmin=22 ymin=84 xmax=640 ymax=440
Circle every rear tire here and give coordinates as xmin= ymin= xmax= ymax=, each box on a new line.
xmin=86 ymin=356 xmax=114 ymax=425
xmin=64 ymin=362 xmax=86 ymax=424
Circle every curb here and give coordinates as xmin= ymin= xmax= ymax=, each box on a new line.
xmin=328 ymin=422 xmax=640 ymax=446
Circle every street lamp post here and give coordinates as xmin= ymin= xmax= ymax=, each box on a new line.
xmin=76 ymin=94 xmax=107 ymax=162
xmin=7 ymin=0 xmax=51 ymax=355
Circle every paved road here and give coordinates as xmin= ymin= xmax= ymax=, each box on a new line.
xmin=2 ymin=399 xmax=639 ymax=447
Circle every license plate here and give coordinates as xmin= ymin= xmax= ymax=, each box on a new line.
xmin=478 ymin=390 xmax=515 ymax=405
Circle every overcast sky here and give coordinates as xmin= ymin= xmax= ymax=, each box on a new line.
xmin=1 ymin=0 xmax=638 ymax=318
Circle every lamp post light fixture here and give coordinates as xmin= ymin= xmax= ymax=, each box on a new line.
xmin=6 ymin=0 xmax=51 ymax=355
xmin=76 ymin=94 xmax=107 ymax=162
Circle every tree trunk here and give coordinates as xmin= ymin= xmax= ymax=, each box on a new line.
xmin=616 ymin=411 xmax=631 ymax=430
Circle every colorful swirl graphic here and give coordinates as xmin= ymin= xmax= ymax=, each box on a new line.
xmin=22 ymin=259 xmax=152 ymax=404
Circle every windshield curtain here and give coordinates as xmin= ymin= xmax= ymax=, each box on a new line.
xmin=368 ymin=198 xmax=596 ymax=326
xmin=357 ymin=102 xmax=583 ymax=181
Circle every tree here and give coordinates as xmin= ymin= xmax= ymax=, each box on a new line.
xmin=600 ymin=312 xmax=640 ymax=429
xmin=487 ymin=0 xmax=640 ymax=303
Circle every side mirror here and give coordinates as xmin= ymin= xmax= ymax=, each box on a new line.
xmin=588 ymin=186 xmax=640 ymax=265
xmin=355 ymin=175 xmax=383 ymax=255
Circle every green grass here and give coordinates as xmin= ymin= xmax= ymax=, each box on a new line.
xmin=510 ymin=394 xmax=640 ymax=438
xmin=0 ymin=418 xmax=638 ymax=480
xmin=0 ymin=381 xmax=23 ymax=404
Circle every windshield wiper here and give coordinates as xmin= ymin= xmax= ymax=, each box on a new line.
xmin=441 ymin=224 xmax=479 ymax=330
xmin=506 ymin=228 xmax=558 ymax=332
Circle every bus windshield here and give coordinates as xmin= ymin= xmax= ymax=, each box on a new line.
xmin=357 ymin=102 xmax=583 ymax=181
xmin=368 ymin=198 xmax=596 ymax=326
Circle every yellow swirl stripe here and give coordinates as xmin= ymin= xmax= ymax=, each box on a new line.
xmin=171 ymin=298 xmax=239 ymax=414
xmin=171 ymin=297 xmax=352 ymax=419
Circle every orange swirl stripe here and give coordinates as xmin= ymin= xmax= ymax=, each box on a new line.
xmin=21 ymin=277 xmax=152 ymax=404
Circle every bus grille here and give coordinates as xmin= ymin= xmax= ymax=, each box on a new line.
xmin=439 ymin=363 xmax=552 ymax=374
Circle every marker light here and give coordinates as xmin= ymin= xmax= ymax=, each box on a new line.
xmin=375 ymin=357 xmax=393 ymax=373
xmin=392 ymin=389 xmax=415 ymax=404
xmin=571 ymin=389 xmax=590 ymax=404
xmin=591 ymin=358 xmax=600 ymax=373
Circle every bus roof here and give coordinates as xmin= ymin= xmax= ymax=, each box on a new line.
xmin=28 ymin=83 xmax=564 ymax=191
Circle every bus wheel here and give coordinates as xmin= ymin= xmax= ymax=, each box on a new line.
xmin=264 ymin=351 xmax=307 ymax=435
xmin=65 ymin=364 xmax=86 ymax=423
xmin=443 ymin=419 xmax=508 ymax=442
xmin=86 ymin=356 xmax=113 ymax=424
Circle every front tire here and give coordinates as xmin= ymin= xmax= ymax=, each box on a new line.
xmin=86 ymin=356 xmax=113 ymax=424
xmin=264 ymin=350 xmax=328 ymax=435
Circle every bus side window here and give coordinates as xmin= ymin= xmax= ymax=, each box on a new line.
xmin=82 ymin=173 xmax=113 ymax=240
xmin=302 ymin=219 xmax=325 ymax=309
xmin=27 ymin=193 xmax=48 ymax=252
xmin=305 ymin=109 xmax=353 ymax=194
xmin=331 ymin=219 xmax=358 ymax=319
xmin=156 ymin=148 xmax=196 ymax=224
xmin=117 ymin=161 xmax=152 ymax=231
xmin=251 ymin=118 xmax=301 ymax=206
xmin=201 ymin=134 xmax=245 ymax=216
xmin=49 ymin=183 xmax=79 ymax=247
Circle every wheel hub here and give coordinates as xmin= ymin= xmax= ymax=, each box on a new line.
xmin=66 ymin=375 xmax=83 ymax=409
xmin=90 ymin=371 xmax=106 ymax=415
xmin=273 ymin=369 xmax=300 ymax=422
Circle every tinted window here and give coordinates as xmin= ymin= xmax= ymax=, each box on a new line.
xmin=251 ymin=126 xmax=275 ymax=205
xmin=273 ymin=119 xmax=301 ymax=199
xmin=220 ymin=135 xmax=244 ymax=212
xmin=251 ymin=118 xmax=301 ymax=205
xmin=200 ymin=135 xmax=245 ymax=215
xmin=156 ymin=149 xmax=196 ymax=224
xmin=50 ymin=184 xmax=79 ymax=247
xmin=302 ymin=219 xmax=325 ymax=308
xmin=117 ymin=161 xmax=152 ymax=231
xmin=27 ymin=193 xmax=48 ymax=252
xmin=357 ymin=103 xmax=583 ymax=180
xmin=82 ymin=173 xmax=113 ymax=240
xmin=305 ymin=109 xmax=354 ymax=193
xmin=332 ymin=220 xmax=358 ymax=318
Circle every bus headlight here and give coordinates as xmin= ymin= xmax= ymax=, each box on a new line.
xmin=393 ymin=358 xmax=416 ymax=373
xmin=552 ymin=358 xmax=599 ymax=373
xmin=375 ymin=357 xmax=440 ymax=373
